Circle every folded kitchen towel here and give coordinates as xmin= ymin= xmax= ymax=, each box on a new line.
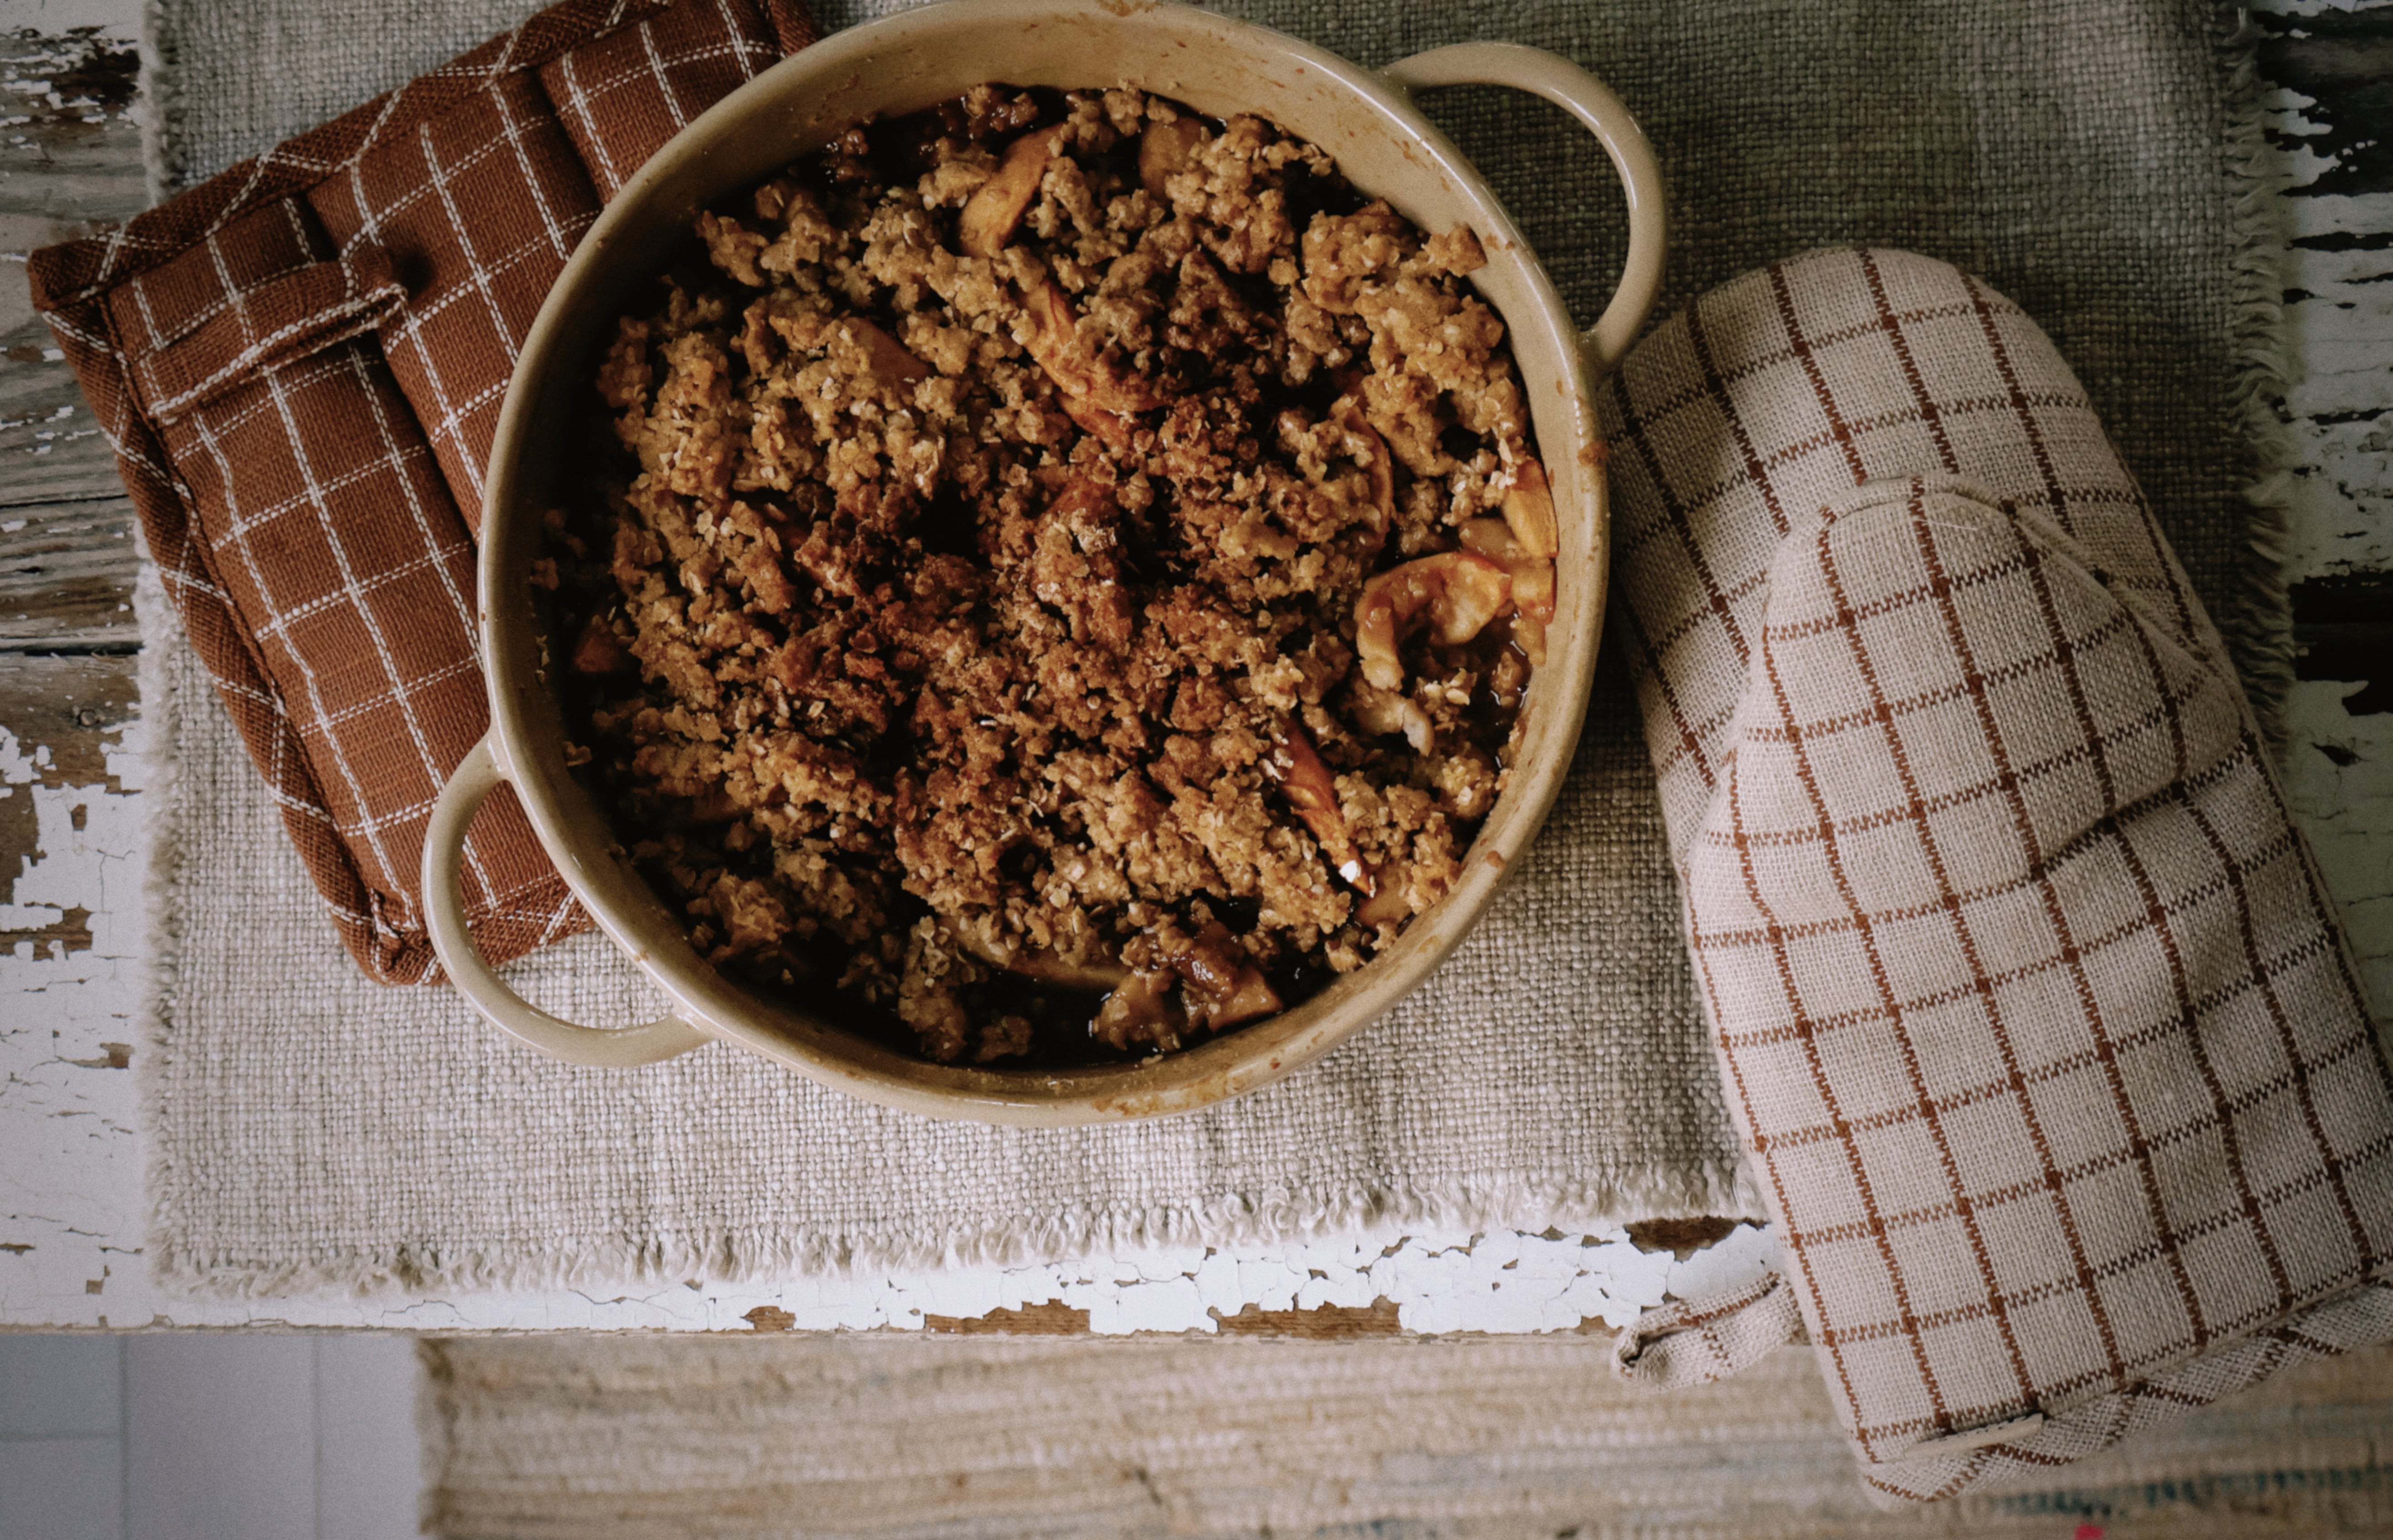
xmin=30 ymin=0 xmax=820 ymax=981
xmin=1600 ymin=247 xmax=2393 ymax=1504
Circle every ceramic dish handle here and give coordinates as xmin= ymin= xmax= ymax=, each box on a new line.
xmin=1382 ymin=43 xmax=1666 ymax=375
xmin=422 ymin=732 xmax=713 ymax=1067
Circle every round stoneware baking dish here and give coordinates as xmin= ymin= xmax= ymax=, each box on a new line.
xmin=424 ymin=0 xmax=1665 ymax=1124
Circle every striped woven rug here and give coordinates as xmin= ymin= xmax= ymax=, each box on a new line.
xmin=422 ymin=1335 xmax=2393 ymax=1538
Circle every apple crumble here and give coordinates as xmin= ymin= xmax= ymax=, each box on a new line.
xmin=549 ymin=84 xmax=1558 ymax=1065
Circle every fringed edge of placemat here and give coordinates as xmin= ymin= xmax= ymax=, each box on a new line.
xmin=2219 ymin=8 xmax=2301 ymax=753
xmin=144 ymin=1100 xmax=1760 ymax=1299
xmin=136 ymin=0 xmax=185 ymax=204
xmin=128 ymin=520 xmax=1765 ymax=1300
xmin=131 ymin=556 xmax=198 ymax=1298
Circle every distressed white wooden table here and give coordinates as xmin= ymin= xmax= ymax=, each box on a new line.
xmin=2 ymin=0 xmax=2386 ymax=1340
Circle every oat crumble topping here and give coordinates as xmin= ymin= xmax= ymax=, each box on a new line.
xmin=549 ymin=84 xmax=1558 ymax=1065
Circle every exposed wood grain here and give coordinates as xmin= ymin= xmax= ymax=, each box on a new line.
xmin=1208 ymin=1299 xmax=1405 ymax=1337
xmin=1624 ymin=1216 xmax=1745 ymax=1259
xmin=0 ymin=34 xmax=148 ymax=933
xmin=2260 ymin=7 xmax=2393 ymax=200
xmin=0 ymin=754 xmax=28 ymax=899
xmin=922 ymin=1301 xmax=1095 ymax=1336
xmin=0 ymin=494 xmax=137 ymax=648
xmin=2262 ymin=6 xmax=2393 ymax=733
xmin=0 ymin=31 xmax=147 ymax=514
xmin=0 ymin=651 xmax=134 ymax=953
xmin=919 ymin=1299 xmax=1420 ymax=1338
xmin=2295 ymin=574 xmax=2392 ymax=716
xmin=0 ymin=900 xmax=90 ymax=958
xmin=0 ymin=647 xmax=134 ymax=787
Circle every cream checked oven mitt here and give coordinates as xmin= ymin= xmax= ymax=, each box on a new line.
xmin=1598 ymin=247 xmax=2393 ymax=1504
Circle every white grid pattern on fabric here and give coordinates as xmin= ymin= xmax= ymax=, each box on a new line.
xmin=539 ymin=0 xmax=784 ymax=197
xmin=335 ymin=340 xmax=567 ymax=930
xmin=413 ymin=117 xmax=525 ymax=505
xmin=29 ymin=0 xmax=728 ymax=981
xmin=68 ymin=3 xmax=658 ymax=306
xmin=553 ymin=48 xmax=624 ymax=192
xmin=319 ymin=78 xmax=600 ymax=511
xmin=161 ymin=311 xmax=491 ymax=935
xmin=184 ymin=363 xmax=418 ymax=933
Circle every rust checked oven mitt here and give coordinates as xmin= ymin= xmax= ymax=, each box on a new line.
xmin=1600 ymin=248 xmax=2393 ymax=1503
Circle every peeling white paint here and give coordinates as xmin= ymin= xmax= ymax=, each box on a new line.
xmin=2282 ymin=682 xmax=2393 ymax=1013
xmin=0 ymin=695 xmax=1752 ymax=1335
xmin=0 ymin=718 xmax=151 ymax=1329
xmin=2 ymin=0 xmax=2387 ymax=1338
xmin=2270 ymin=166 xmax=2393 ymax=583
xmin=2251 ymin=0 xmax=2393 ymax=1030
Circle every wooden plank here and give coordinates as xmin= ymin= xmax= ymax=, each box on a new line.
xmin=0 ymin=30 xmax=149 ymax=512
xmin=2265 ymin=7 xmax=2393 ymax=721
xmin=0 ymin=493 xmax=138 ymax=649
xmin=2295 ymin=574 xmax=2393 ymax=717
xmin=2259 ymin=2 xmax=2393 ymax=1011
xmin=2258 ymin=7 xmax=2393 ymax=200
xmin=0 ymin=648 xmax=137 ymax=789
xmin=0 ymin=649 xmax=135 ymax=958
xmin=0 ymin=30 xmax=148 ymax=981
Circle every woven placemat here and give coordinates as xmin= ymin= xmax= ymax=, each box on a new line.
xmin=135 ymin=0 xmax=2288 ymax=1294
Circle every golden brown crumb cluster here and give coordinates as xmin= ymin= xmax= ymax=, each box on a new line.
xmin=554 ymin=84 xmax=1557 ymax=1064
